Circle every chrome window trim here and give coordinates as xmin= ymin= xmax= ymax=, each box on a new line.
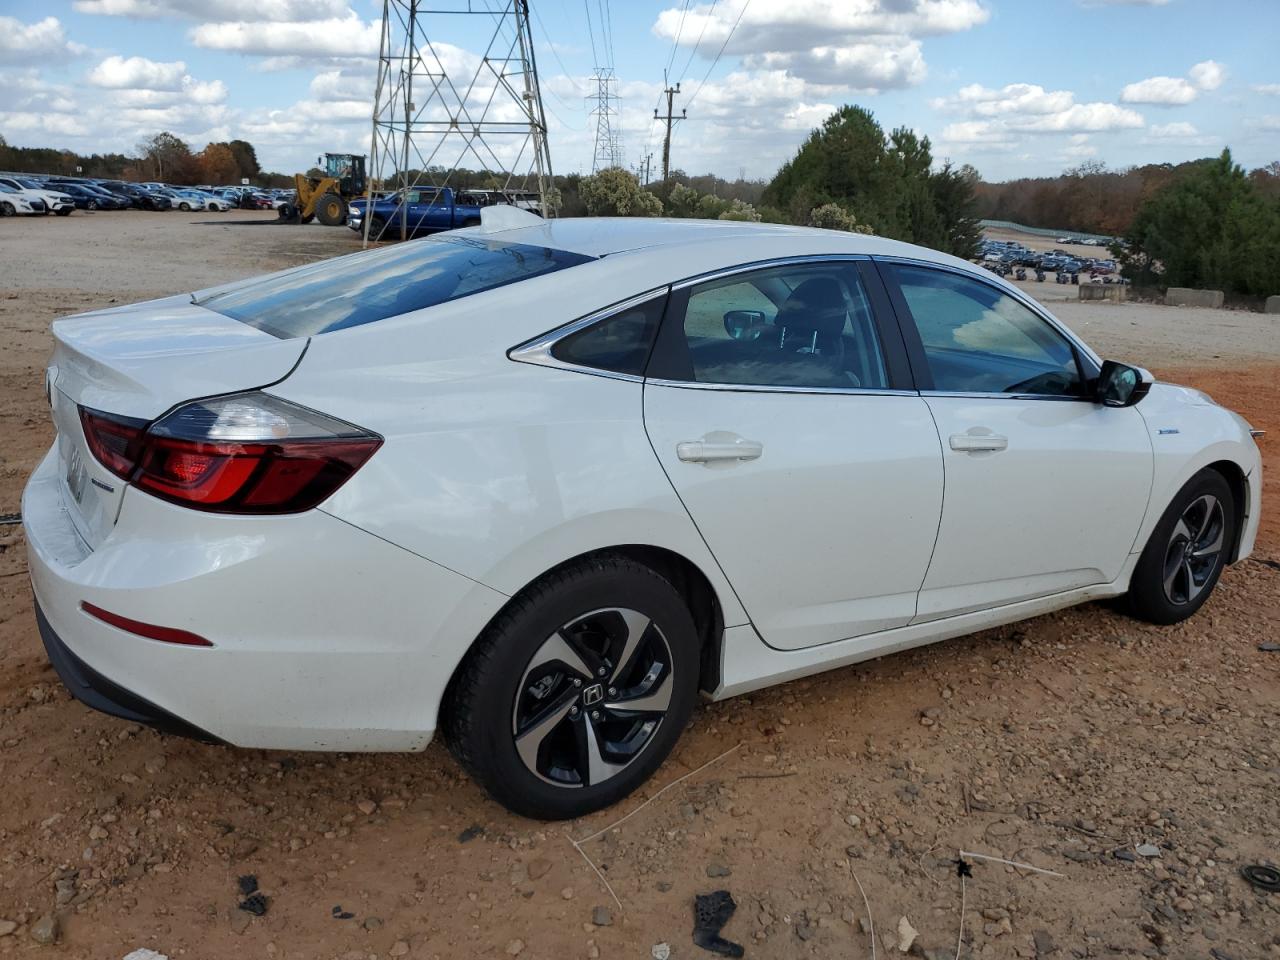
xmin=670 ymin=253 xmax=873 ymax=292
xmin=872 ymin=253 xmax=1104 ymax=371
xmin=644 ymin=378 xmax=917 ymax=398
xmin=507 ymin=287 xmax=669 ymax=381
xmin=919 ymin=389 xmax=1092 ymax=403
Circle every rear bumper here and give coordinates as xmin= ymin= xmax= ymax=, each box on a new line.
xmin=35 ymin=601 xmax=220 ymax=743
xmin=23 ymin=445 xmax=508 ymax=751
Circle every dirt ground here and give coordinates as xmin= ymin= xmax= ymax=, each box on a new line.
xmin=0 ymin=213 xmax=1277 ymax=960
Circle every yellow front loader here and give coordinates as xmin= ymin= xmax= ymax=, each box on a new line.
xmin=277 ymin=153 xmax=367 ymax=226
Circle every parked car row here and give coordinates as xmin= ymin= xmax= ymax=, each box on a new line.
xmin=977 ymin=238 xmax=1117 ymax=277
xmin=0 ymin=171 xmax=297 ymax=217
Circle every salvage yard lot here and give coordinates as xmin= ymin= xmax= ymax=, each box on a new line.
xmin=0 ymin=214 xmax=1277 ymax=959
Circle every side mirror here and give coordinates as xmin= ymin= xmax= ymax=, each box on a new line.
xmin=1095 ymin=360 xmax=1153 ymax=407
xmin=724 ymin=310 xmax=767 ymax=341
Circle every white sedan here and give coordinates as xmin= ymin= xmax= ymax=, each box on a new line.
xmin=24 ymin=212 xmax=1262 ymax=819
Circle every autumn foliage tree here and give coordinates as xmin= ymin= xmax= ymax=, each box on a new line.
xmin=199 ymin=142 xmax=240 ymax=184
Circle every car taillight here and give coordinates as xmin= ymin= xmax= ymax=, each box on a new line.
xmin=78 ymin=393 xmax=382 ymax=514
xmin=80 ymin=407 xmax=148 ymax=480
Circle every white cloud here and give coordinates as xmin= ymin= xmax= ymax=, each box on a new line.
xmin=88 ymin=54 xmax=187 ymax=90
xmin=0 ymin=16 xmax=86 ymax=64
xmin=1147 ymin=121 xmax=1198 ymax=138
xmin=1254 ymin=83 xmax=1280 ymax=96
xmin=1120 ymin=75 xmax=1197 ymax=105
xmin=1120 ymin=59 xmax=1226 ymax=105
xmin=189 ymin=13 xmax=380 ymax=58
xmin=1188 ymin=59 xmax=1225 ymax=91
xmin=73 ymin=0 xmax=348 ymax=21
xmin=935 ymin=82 xmax=1144 ymax=133
xmin=746 ymin=40 xmax=926 ymax=91
xmin=653 ymin=0 xmax=987 ymax=88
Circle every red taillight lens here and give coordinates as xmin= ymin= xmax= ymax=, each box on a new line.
xmin=80 ymin=408 xmax=148 ymax=480
xmin=78 ymin=393 xmax=382 ymax=514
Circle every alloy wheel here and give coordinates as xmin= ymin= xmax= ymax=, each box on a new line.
xmin=1161 ymin=494 xmax=1225 ymax=605
xmin=511 ymin=607 xmax=674 ymax=788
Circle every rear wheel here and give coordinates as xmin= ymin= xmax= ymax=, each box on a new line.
xmin=276 ymin=203 xmax=298 ymax=222
xmin=1127 ymin=469 xmax=1235 ymax=624
xmin=444 ymin=555 xmax=700 ymax=820
xmin=315 ymin=193 xmax=347 ymax=226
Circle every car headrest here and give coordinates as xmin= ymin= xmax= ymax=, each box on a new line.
xmin=775 ymin=278 xmax=847 ymax=337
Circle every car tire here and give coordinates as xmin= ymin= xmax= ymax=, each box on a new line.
xmin=0 ymin=202 xmax=13 ymax=217
xmin=315 ymin=193 xmax=347 ymax=226
xmin=86 ymin=200 xmax=98 ymax=211
xmin=366 ymin=215 xmax=387 ymax=240
xmin=179 ymin=202 xmax=190 ymax=211
xmin=55 ymin=207 xmax=71 ymax=216
xmin=1126 ymin=469 xmax=1235 ymax=625
xmin=443 ymin=555 xmax=701 ymax=820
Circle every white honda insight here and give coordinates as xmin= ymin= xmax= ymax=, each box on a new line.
xmin=24 ymin=211 xmax=1262 ymax=819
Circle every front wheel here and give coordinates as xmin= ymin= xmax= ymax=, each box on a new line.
xmin=1126 ymin=469 xmax=1235 ymax=624
xmin=0 ymin=202 xmax=13 ymax=217
xmin=443 ymin=556 xmax=700 ymax=820
xmin=55 ymin=207 xmax=72 ymax=216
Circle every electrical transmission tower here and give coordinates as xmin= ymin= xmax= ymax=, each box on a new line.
xmin=654 ymin=82 xmax=686 ymax=182
xmin=366 ymin=0 xmax=554 ymax=243
xmin=587 ymin=68 xmax=623 ymax=172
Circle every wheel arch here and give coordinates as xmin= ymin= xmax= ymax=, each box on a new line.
xmin=1203 ymin=458 xmax=1249 ymax=563
xmin=441 ymin=544 xmax=728 ymax=726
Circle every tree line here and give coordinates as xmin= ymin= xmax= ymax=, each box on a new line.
xmin=0 ymin=132 xmax=293 ymax=187
xmin=577 ymin=105 xmax=982 ymax=259
xmin=974 ymin=158 xmax=1280 ymax=237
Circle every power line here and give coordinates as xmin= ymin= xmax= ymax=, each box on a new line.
xmin=685 ymin=0 xmax=752 ymax=112
xmin=582 ymin=0 xmax=599 ymax=67
xmin=664 ymin=0 xmax=691 ymax=81
xmin=529 ymin=2 xmax=585 ymax=93
xmin=676 ymin=0 xmax=718 ymax=85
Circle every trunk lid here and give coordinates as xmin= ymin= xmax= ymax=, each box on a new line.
xmin=48 ymin=294 xmax=308 ymax=549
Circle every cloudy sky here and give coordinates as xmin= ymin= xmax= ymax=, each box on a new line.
xmin=0 ymin=0 xmax=1276 ymax=183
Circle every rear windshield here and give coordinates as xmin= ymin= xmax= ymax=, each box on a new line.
xmin=195 ymin=236 xmax=594 ymax=338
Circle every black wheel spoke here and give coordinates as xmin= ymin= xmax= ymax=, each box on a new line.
xmin=512 ymin=606 xmax=673 ymax=789
xmin=1162 ymin=493 xmax=1226 ymax=606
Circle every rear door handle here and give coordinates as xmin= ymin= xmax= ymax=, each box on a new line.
xmin=676 ymin=439 xmax=764 ymax=463
xmin=949 ymin=433 xmax=1008 ymax=453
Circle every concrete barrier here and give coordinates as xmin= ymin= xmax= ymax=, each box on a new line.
xmin=1266 ymin=295 xmax=1280 ymax=315
xmin=1079 ymin=284 xmax=1127 ymax=303
xmin=1165 ymin=287 xmax=1224 ymax=308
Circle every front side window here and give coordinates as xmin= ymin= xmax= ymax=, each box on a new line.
xmin=891 ymin=265 xmax=1083 ymax=396
xmin=652 ymin=261 xmax=889 ymax=390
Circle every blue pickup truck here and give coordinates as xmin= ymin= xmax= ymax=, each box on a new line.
xmin=347 ymin=187 xmax=487 ymax=240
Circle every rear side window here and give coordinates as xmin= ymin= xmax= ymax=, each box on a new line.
xmin=550 ymin=296 xmax=665 ymax=376
xmin=197 ymin=236 xmax=594 ymax=338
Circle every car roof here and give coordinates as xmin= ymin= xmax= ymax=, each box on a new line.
xmin=480 ymin=216 xmax=966 ymax=265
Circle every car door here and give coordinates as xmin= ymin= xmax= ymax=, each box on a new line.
xmin=879 ymin=260 xmax=1153 ymax=621
xmin=643 ymin=258 xmax=944 ymax=650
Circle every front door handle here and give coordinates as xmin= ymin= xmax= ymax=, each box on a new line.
xmin=676 ymin=439 xmax=764 ymax=463
xmin=949 ymin=433 xmax=1008 ymax=453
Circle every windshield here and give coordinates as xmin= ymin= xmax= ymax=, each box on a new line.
xmin=196 ymin=235 xmax=595 ymax=339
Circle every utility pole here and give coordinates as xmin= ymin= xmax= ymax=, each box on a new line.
xmin=654 ymin=83 xmax=685 ymax=182
xmin=639 ymin=152 xmax=653 ymax=186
